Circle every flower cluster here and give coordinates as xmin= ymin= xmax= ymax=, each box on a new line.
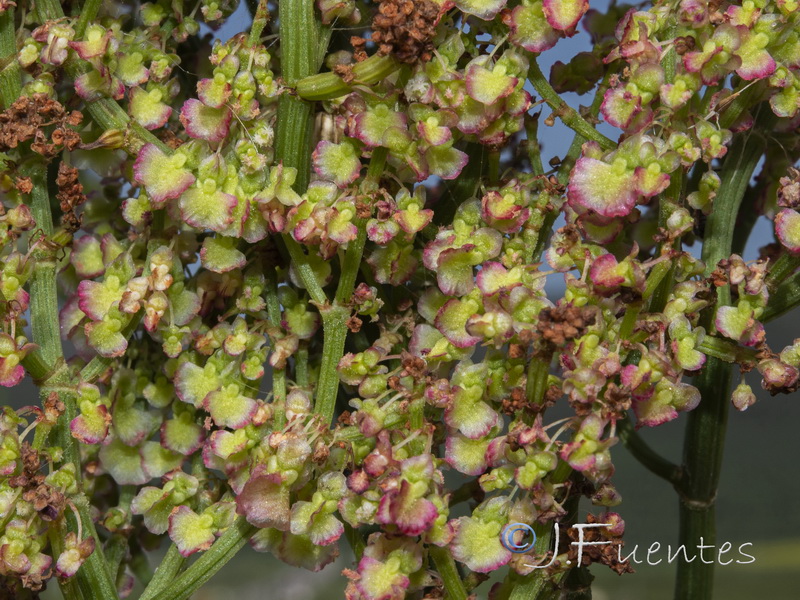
xmin=2 ymin=0 xmax=800 ymax=598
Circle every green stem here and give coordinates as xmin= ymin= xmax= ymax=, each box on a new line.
xmin=22 ymin=156 xmax=118 ymax=600
xmin=24 ymin=161 xmax=63 ymax=368
xmin=618 ymin=415 xmax=681 ymax=484
xmin=429 ymin=546 xmax=468 ymax=600
xmin=247 ymin=0 xmax=269 ymax=47
xmin=0 ymin=6 xmax=22 ymax=108
xmin=697 ymin=336 xmax=758 ymax=364
xmin=507 ymin=525 xmax=567 ymax=600
xmin=284 ymin=238 xmax=328 ymax=305
xmin=525 ymin=354 xmax=550 ymax=407
xmin=761 ymin=270 xmax=800 ymax=323
xmin=765 ymin=253 xmax=800 ymax=292
xmin=315 ymin=148 xmax=388 ymax=421
xmin=74 ymin=0 xmax=104 ymax=39
xmin=675 ymin=112 xmax=770 ymax=600
xmin=148 ymin=518 xmax=257 ymax=600
xmin=21 ymin=348 xmax=51 ymax=383
xmin=315 ymin=304 xmax=349 ymax=420
xmin=524 ymin=114 xmax=545 ymax=177
xmin=264 ymin=268 xmax=287 ymax=426
xmin=650 ymin=170 xmax=685 ymax=312
xmin=295 ymin=343 xmax=309 ymax=386
xmin=526 ymin=55 xmax=616 ymax=151
xmin=138 ymin=545 xmax=186 ymax=600
xmin=531 ymin=68 xmax=614 ymax=261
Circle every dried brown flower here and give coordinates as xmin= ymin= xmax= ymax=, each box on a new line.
xmin=371 ymin=0 xmax=440 ymax=64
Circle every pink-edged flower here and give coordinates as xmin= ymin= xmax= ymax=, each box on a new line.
xmin=715 ymin=302 xmax=765 ymax=347
xmin=0 ymin=333 xmax=35 ymax=387
xmin=450 ymin=498 xmax=512 ymax=573
xmin=168 ymin=506 xmax=216 ymax=556
xmin=179 ymin=179 xmax=237 ymax=232
xmin=600 ymin=86 xmax=643 ymax=130
xmin=775 ymin=209 xmax=800 ymax=253
xmin=435 ymin=298 xmax=482 ymax=349
xmin=133 ymin=143 xmax=195 ymax=206
xmin=504 ymin=1 xmax=560 ymax=53
xmin=542 ymin=0 xmax=589 ymax=31
xmin=68 ymin=24 xmax=110 ymax=59
xmin=179 ymin=98 xmax=232 ymax=143
xmin=129 ymin=87 xmax=172 ymax=130
xmin=161 ymin=412 xmax=205 ymax=456
xmin=445 ymin=432 xmax=490 ymax=475
xmin=423 ymin=144 xmax=469 ymax=180
xmin=455 ymin=0 xmax=507 ymax=21
xmin=197 ymin=77 xmax=232 ymax=108
xmin=465 ymin=60 xmax=517 ymax=106
xmin=633 ymin=380 xmax=700 ymax=428
xmin=735 ymin=28 xmax=776 ymax=81
xmin=55 ymin=533 xmax=95 ymax=577
xmin=204 ymin=384 xmax=257 ymax=429
xmin=568 ymin=156 xmax=638 ymax=218
xmin=236 ymin=468 xmax=291 ymax=530
xmin=312 ymin=140 xmax=362 ymax=188
xmin=351 ymin=104 xmax=408 ymax=148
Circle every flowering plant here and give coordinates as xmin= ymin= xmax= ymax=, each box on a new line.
xmin=1 ymin=0 xmax=799 ymax=598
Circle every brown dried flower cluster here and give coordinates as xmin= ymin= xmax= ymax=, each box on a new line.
xmin=371 ymin=0 xmax=440 ymax=64
xmin=564 ymin=513 xmax=635 ymax=575
xmin=0 ymin=94 xmax=82 ymax=157
xmin=8 ymin=443 xmax=67 ymax=525
xmin=56 ymin=162 xmax=87 ymax=232
xmin=535 ymin=303 xmax=597 ymax=349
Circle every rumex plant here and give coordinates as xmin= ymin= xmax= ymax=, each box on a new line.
xmin=0 ymin=0 xmax=799 ymax=599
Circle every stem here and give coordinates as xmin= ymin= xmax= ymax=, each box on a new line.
xmin=315 ymin=148 xmax=388 ymax=421
xmin=507 ymin=527 xmax=567 ymax=600
xmin=525 ymin=354 xmax=550 ymax=407
xmin=525 ymin=114 xmax=545 ymax=177
xmin=21 ymin=348 xmax=51 ymax=382
xmin=697 ymin=336 xmax=758 ymax=364
xmin=264 ymin=268 xmax=287 ymax=425
xmin=24 ymin=161 xmax=63 ymax=368
xmin=765 ymin=253 xmax=800 ymax=293
xmin=247 ymin=0 xmax=269 ymax=47
xmin=526 ymin=55 xmax=616 ymax=151
xmin=0 ymin=6 xmax=22 ymax=108
xmin=761 ymin=270 xmax=800 ymax=322
xmin=74 ymin=0 xmax=104 ymax=39
xmin=618 ymin=415 xmax=681 ymax=484
xmin=21 ymin=156 xmax=118 ymax=600
xmin=650 ymin=170 xmax=685 ymax=313
xmin=531 ymin=68 xmax=614 ymax=261
xmin=674 ymin=112 xmax=770 ymax=600
xmin=315 ymin=304 xmax=349 ymax=420
xmin=429 ymin=546 xmax=468 ymax=600
xmin=295 ymin=343 xmax=309 ymax=386
xmin=138 ymin=545 xmax=186 ymax=600
xmin=148 ymin=518 xmax=257 ymax=600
